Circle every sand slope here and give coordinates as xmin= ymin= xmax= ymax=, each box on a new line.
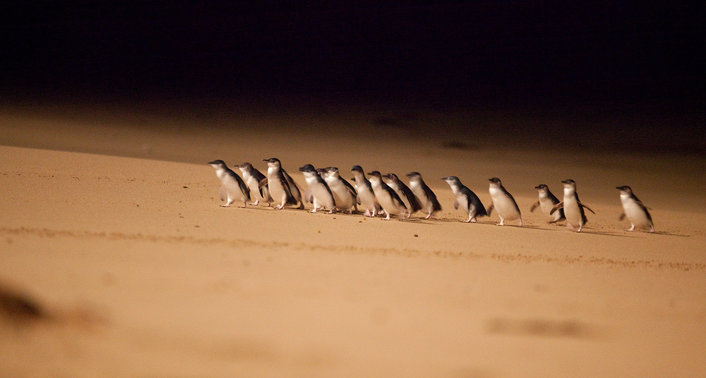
xmin=1 ymin=108 xmax=705 ymax=376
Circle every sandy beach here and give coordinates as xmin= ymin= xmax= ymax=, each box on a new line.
xmin=1 ymin=104 xmax=705 ymax=377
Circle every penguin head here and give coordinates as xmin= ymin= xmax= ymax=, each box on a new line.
xmin=441 ymin=176 xmax=459 ymax=183
xmin=534 ymin=184 xmax=548 ymax=190
xmin=561 ymin=179 xmax=577 ymax=194
xmin=367 ymin=171 xmax=382 ymax=182
xmin=208 ymin=160 xmax=227 ymax=168
xmin=263 ymin=158 xmax=281 ymax=168
xmin=488 ymin=177 xmax=503 ymax=188
xmin=406 ymin=172 xmax=422 ymax=184
xmin=326 ymin=167 xmax=340 ymax=178
xmin=299 ymin=164 xmax=316 ymax=173
xmin=382 ymin=173 xmax=399 ymax=183
xmin=616 ymin=185 xmax=632 ymax=194
xmin=351 ymin=165 xmax=364 ymax=173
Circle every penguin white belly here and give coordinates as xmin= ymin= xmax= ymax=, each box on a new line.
xmin=312 ymin=184 xmax=334 ymax=209
xmin=622 ymin=199 xmax=650 ymax=227
xmin=268 ymin=176 xmax=287 ymax=203
xmin=357 ymin=187 xmax=376 ymax=209
xmin=456 ymin=194 xmax=469 ymax=213
xmin=378 ymin=193 xmax=401 ymax=214
xmin=410 ymin=184 xmax=431 ymax=212
xmin=490 ymin=191 xmax=518 ymax=220
xmin=540 ymin=199 xmax=561 ymax=221
xmin=564 ymin=197 xmax=582 ymax=226
xmin=245 ymin=178 xmax=261 ymax=198
xmin=330 ymin=183 xmax=354 ymax=209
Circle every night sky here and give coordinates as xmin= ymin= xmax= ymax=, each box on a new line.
xmin=2 ymin=2 xmax=703 ymax=122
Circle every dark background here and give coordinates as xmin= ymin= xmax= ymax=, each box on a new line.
xmin=2 ymin=1 xmax=703 ymax=149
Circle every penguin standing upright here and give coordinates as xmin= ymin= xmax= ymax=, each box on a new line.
xmin=237 ymin=162 xmax=272 ymax=206
xmin=383 ymin=173 xmax=421 ymax=218
xmin=407 ymin=172 xmax=441 ymax=219
xmin=299 ymin=164 xmax=336 ymax=213
xmin=551 ymin=179 xmax=594 ymax=232
xmin=208 ymin=160 xmax=250 ymax=208
xmin=487 ymin=177 xmax=522 ymax=226
xmin=530 ymin=184 xmax=564 ymax=223
xmin=367 ymin=171 xmax=408 ymax=220
xmin=616 ymin=185 xmax=654 ymax=233
xmin=263 ymin=158 xmax=300 ymax=210
xmin=442 ymin=176 xmax=487 ymax=223
xmin=351 ymin=165 xmax=381 ymax=217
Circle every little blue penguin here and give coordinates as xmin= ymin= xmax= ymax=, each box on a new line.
xmin=442 ymin=176 xmax=487 ymax=222
xmin=367 ymin=171 xmax=408 ymax=220
xmin=530 ymin=184 xmax=565 ymax=223
xmin=263 ymin=158 xmax=300 ymax=210
xmin=616 ymin=185 xmax=654 ymax=233
xmin=383 ymin=173 xmax=421 ymax=218
xmin=551 ymin=179 xmax=595 ymax=232
xmin=487 ymin=177 xmax=522 ymax=226
xmin=237 ymin=162 xmax=272 ymax=206
xmin=208 ymin=160 xmax=250 ymax=208
xmin=351 ymin=165 xmax=381 ymax=217
xmin=407 ymin=172 xmax=441 ymax=219
xmin=299 ymin=164 xmax=336 ymax=213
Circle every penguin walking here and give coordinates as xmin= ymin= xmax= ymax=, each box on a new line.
xmin=383 ymin=173 xmax=421 ymax=218
xmin=616 ymin=185 xmax=654 ymax=233
xmin=407 ymin=172 xmax=441 ymax=219
xmin=551 ymin=179 xmax=595 ymax=232
xmin=323 ymin=167 xmax=358 ymax=213
xmin=530 ymin=184 xmax=565 ymax=223
xmin=367 ymin=171 xmax=408 ymax=220
xmin=299 ymin=164 xmax=336 ymax=213
xmin=487 ymin=177 xmax=522 ymax=226
xmin=208 ymin=160 xmax=250 ymax=208
xmin=442 ymin=176 xmax=487 ymax=222
xmin=351 ymin=165 xmax=381 ymax=217
xmin=263 ymin=158 xmax=300 ymax=210
xmin=237 ymin=162 xmax=272 ymax=206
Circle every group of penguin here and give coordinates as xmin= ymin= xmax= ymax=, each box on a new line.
xmin=208 ymin=158 xmax=655 ymax=233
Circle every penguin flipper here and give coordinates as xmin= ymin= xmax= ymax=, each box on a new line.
xmin=619 ymin=212 xmax=626 ymax=221
xmin=453 ymin=199 xmax=459 ymax=210
xmin=304 ymin=189 xmax=313 ymax=204
xmin=530 ymin=201 xmax=539 ymax=212
xmin=581 ymin=202 xmax=596 ymax=214
xmin=259 ymin=178 xmax=268 ymax=188
xmin=550 ymin=202 xmax=563 ymax=215
xmin=487 ymin=201 xmax=494 ymax=216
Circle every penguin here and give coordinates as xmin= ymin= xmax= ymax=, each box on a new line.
xmin=487 ymin=177 xmax=522 ymax=226
xmin=367 ymin=171 xmax=408 ymax=220
xmin=442 ymin=176 xmax=487 ymax=223
xmin=299 ymin=164 xmax=336 ymax=213
xmin=323 ymin=167 xmax=358 ymax=213
xmin=263 ymin=158 xmax=300 ymax=210
xmin=208 ymin=160 xmax=250 ymax=208
xmin=551 ymin=179 xmax=595 ymax=232
xmin=530 ymin=184 xmax=565 ymax=223
xmin=383 ymin=173 xmax=422 ymax=218
xmin=237 ymin=162 xmax=272 ymax=206
xmin=407 ymin=172 xmax=442 ymax=219
xmin=351 ymin=165 xmax=381 ymax=217
xmin=616 ymin=185 xmax=654 ymax=233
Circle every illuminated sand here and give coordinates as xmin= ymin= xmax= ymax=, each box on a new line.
xmin=1 ymin=108 xmax=705 ymax=376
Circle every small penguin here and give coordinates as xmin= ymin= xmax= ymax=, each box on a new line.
xmin=407 ymin=172 xmax=441 ymax=219
xmin=616 ymin=185 xmax=654 ymax=233
xmin=551 ymin=179 xmax=595 ymax=232
xmin=442 ymin=176 xmax=487 ymax=222
xmin=487 ymin=177 xmax=522 ymax=226
xmin=323 ymin=167 xmax=358 ymax=213
xmin=208 ymin=160 xmax=250 ymax=208
xmin=263 ymin=158 xmax=300 ymax=210
xmin=383 ymin=173 xmax=421 ymax=218
xmin=299 ymin=164 xmax=336 ymax=213
xmin=530 ymin=184 xmax=565 ymax=223
xmin=367 ymin=171 xmax=408 ymax=220
xmin=351 ymin=165 xmax=381 ymax=217
xmin=237 ymin=162 xmax=272 ymax=206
